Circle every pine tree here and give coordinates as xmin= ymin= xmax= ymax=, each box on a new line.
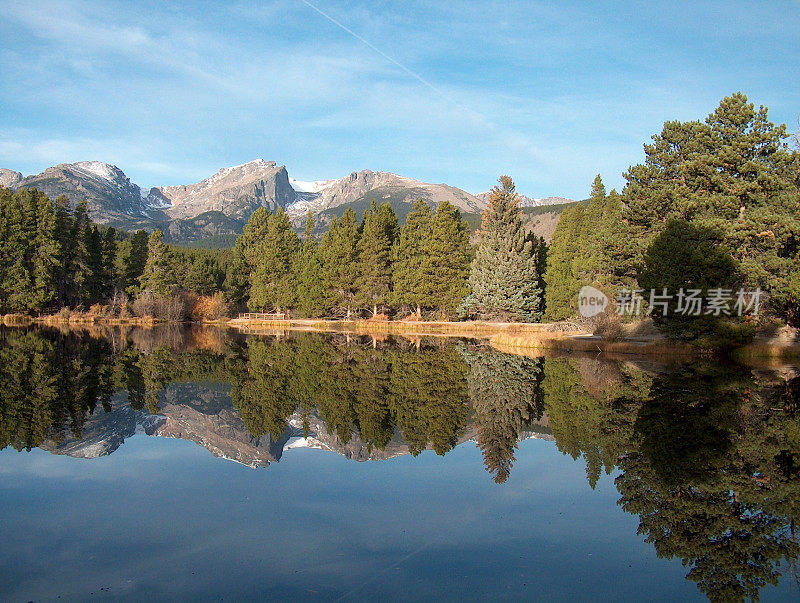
xmin=427 ymin=200 xmax=472 ymax=317
xmin=462 ymin=176 xmax=543 ymax=322
xmin=85 ymin=225 xmax=104 ymax=304
xmin=68 ymin=200 xmax=91 ymax=307
xmin=622 ymin=93 xmax=800 ymax=326
xmin=392 ymin=199 xmax=434 ymax=316
xmin=30 ymin=190 xmax=61 ymax=312
xmin=101 ymin=227 xmax=117 ymax=299
xmin=226 ymin=208 xmax=270 ymax=307
xmin=356 ymin=201 xmax=396 ymax=316
xmin=544 ymin=204 xmax=585 ymax=320
xmin=53 ymin=195 xmax=74 ymax=307
xmin=320 ymin=208 xmax=360 ymax=317
xmin=296 ymin=212 xmax=329 ymax=317
xmin=249 ymin=208 xmax=300 ymax=312
xmin=121 ymin=230 xmax=149 ymax=295
xmin=0 ymin=191 xmax=30 ymax=312
xmin=139 ymin=229 xmax=175 ymax=295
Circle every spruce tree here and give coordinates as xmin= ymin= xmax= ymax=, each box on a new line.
xmin=0 ymin=191 xmax=30 ymax=312
xmin=356 ymin=201 xmax=396 ymax=316
xmin=226 ymin=208 xmax=270 ymax=308
xmin=85 ymin=225 xmax=104 ymax=304
xmin=462 ymin=176 xmax=542 ymax=322
xmin=30 ymin=190 xmax=60 ymax=312
xmin=392 ymin=199 xmax=434 ymax=316
xmin=69 ymin=200 xmax=91 ymax=307
xmin=53 ymin=195 xmax=74 ymax=307
xmin=101 ymin=227 xmax=117 ymax=299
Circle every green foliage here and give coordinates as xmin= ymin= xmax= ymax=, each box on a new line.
xmin=320 ymin=208 xmax=360 ymax=317
xmin=637 ymin=218 xmax=754 ymax=344
xmin=428 ymin=201 xmax=473 ymax=318
xmin=295 ymin=212 xmax=330 ymax=317
xmin=462 ymin=176 xmax=543 ymax=322
xmin=462 ymin=346 xmax=545 ymax=483
xmin=545 ymin=176 xmax=637 ymax=320
xmin=356 ymin=201 xmax=397 ymax=316
xmin=248 ymin=208 xmax=301 ymax=312
xmin=139 ymin=229 xmax=175 ymax=296
xmin=624 ymin=93 xmax=800 ymax=329
xmin=121 ymin=229 xmax=148 ymax=295
xmin=391 ymin=199 xmax=434 ymax=315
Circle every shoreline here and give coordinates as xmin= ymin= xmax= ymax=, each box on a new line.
xmin=3 ymin=314 xmax=798 ymax=360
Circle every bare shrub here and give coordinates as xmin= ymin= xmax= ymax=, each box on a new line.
xmin=593 ymin=312 xmax=625 ymax=341
xmin=190 ymin=292 xmax=230 ymax=321
xmin=88 ymin=303 xmax=110 ymax=317
xmin=155 ymin=294 xmax=188 ymax=322
xmin=132 ymin=291 xmax=158 ymax=318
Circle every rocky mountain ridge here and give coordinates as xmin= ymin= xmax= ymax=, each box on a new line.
xmin=39 ymin=383 xmax=553 ymax=468
xmin=1 ymin=159 xmax=573 ymax=243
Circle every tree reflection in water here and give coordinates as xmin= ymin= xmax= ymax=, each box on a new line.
xmin=1 ymin=325 xmax=798 ymax=601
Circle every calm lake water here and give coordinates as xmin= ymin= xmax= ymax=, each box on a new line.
xmin=1 ymin=325 xmax=799 ymax=601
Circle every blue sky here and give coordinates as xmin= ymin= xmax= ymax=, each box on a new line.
xmin=0 ymin=0 xmax=798 ymax=199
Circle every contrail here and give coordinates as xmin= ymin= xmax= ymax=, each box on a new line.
xmin=298 ymin=0 xmax=453 ymax=105
xmin=298 ymin=0 xmax=539 ymax=162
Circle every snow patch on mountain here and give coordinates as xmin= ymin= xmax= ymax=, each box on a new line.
xmin=289 ymin=178 xmax=336 ymax=193
xmin=73 ymin=161 xmax=119 ymax=182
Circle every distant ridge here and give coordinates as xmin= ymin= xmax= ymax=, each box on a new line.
xmin=1 ymin=159 xmax=573 ymax=244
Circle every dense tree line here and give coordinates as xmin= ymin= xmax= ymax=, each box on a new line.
xmin=545 ymin=93 xmax=800 ymax=340
xmin=229 ymin=199 xmax=476 ymax=318
xmin=0 ymin=187 xmax=228 ymax=317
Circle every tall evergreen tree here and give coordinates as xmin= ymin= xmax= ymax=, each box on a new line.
xmin=68 ymin=200 xmax=91 ymax=307
xmin=249 ymin=208 xmax=300 ymax=312
xmin=427 ymin=200 xmax=472 ymax=317
xmin=121 ymin=229 xmax=149 ymax=295
xmin=101 ymin=227 xmax=117 ymax=299
xmin=296 ymin=212 xmax=329 ymax=317
xmin=356 ymin=201 xmax=396 ymax=316
xmin=139 ymin=229 xmax=175 ymax=295
xmin=29 ymin=189 xmax=61 ymax=312
xmin=320 ymin=208 xmax=360 ymax=317
xmin=462 ymin=176 xmax=543 ymax=322
xmin=544 ymin=204 xmax=585 ymax=321
xmin=392 ymin=199 xmax=434 ymax=316
xmin=622 ymin=93 xmax=800 ymax=326
xmin=0 ymin=191 xmax=30 ymax=312
xmin=85 ymin=225 xmax=104 ymax=304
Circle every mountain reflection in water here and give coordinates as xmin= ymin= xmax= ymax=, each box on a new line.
xmin=1 ymin=325 xmax=799 ymax=601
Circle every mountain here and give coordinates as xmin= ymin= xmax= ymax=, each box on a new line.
xmin=0 ymin=158 xmax=571 ymax=244
xmin=0 ymin=168 xmax=22 ymax=188
xmin=475 ymin=191 xmax=575 ymax=207
xmin=287 ymin=169 xmax=485 ymax=224
xmin=10 ymin=161 xmax=167 ymax=228
xmin=154 ymin=159 xmax=296 ymax=221
xmin=40 ymin=383 xmax=553 ymax=468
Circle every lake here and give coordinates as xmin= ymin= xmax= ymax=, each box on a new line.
xmin=1 ymin=325 xmax=799 ymax=601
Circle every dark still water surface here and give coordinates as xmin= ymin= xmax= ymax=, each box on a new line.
xmin=1 ymin=326 xmax=799 ymax=601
